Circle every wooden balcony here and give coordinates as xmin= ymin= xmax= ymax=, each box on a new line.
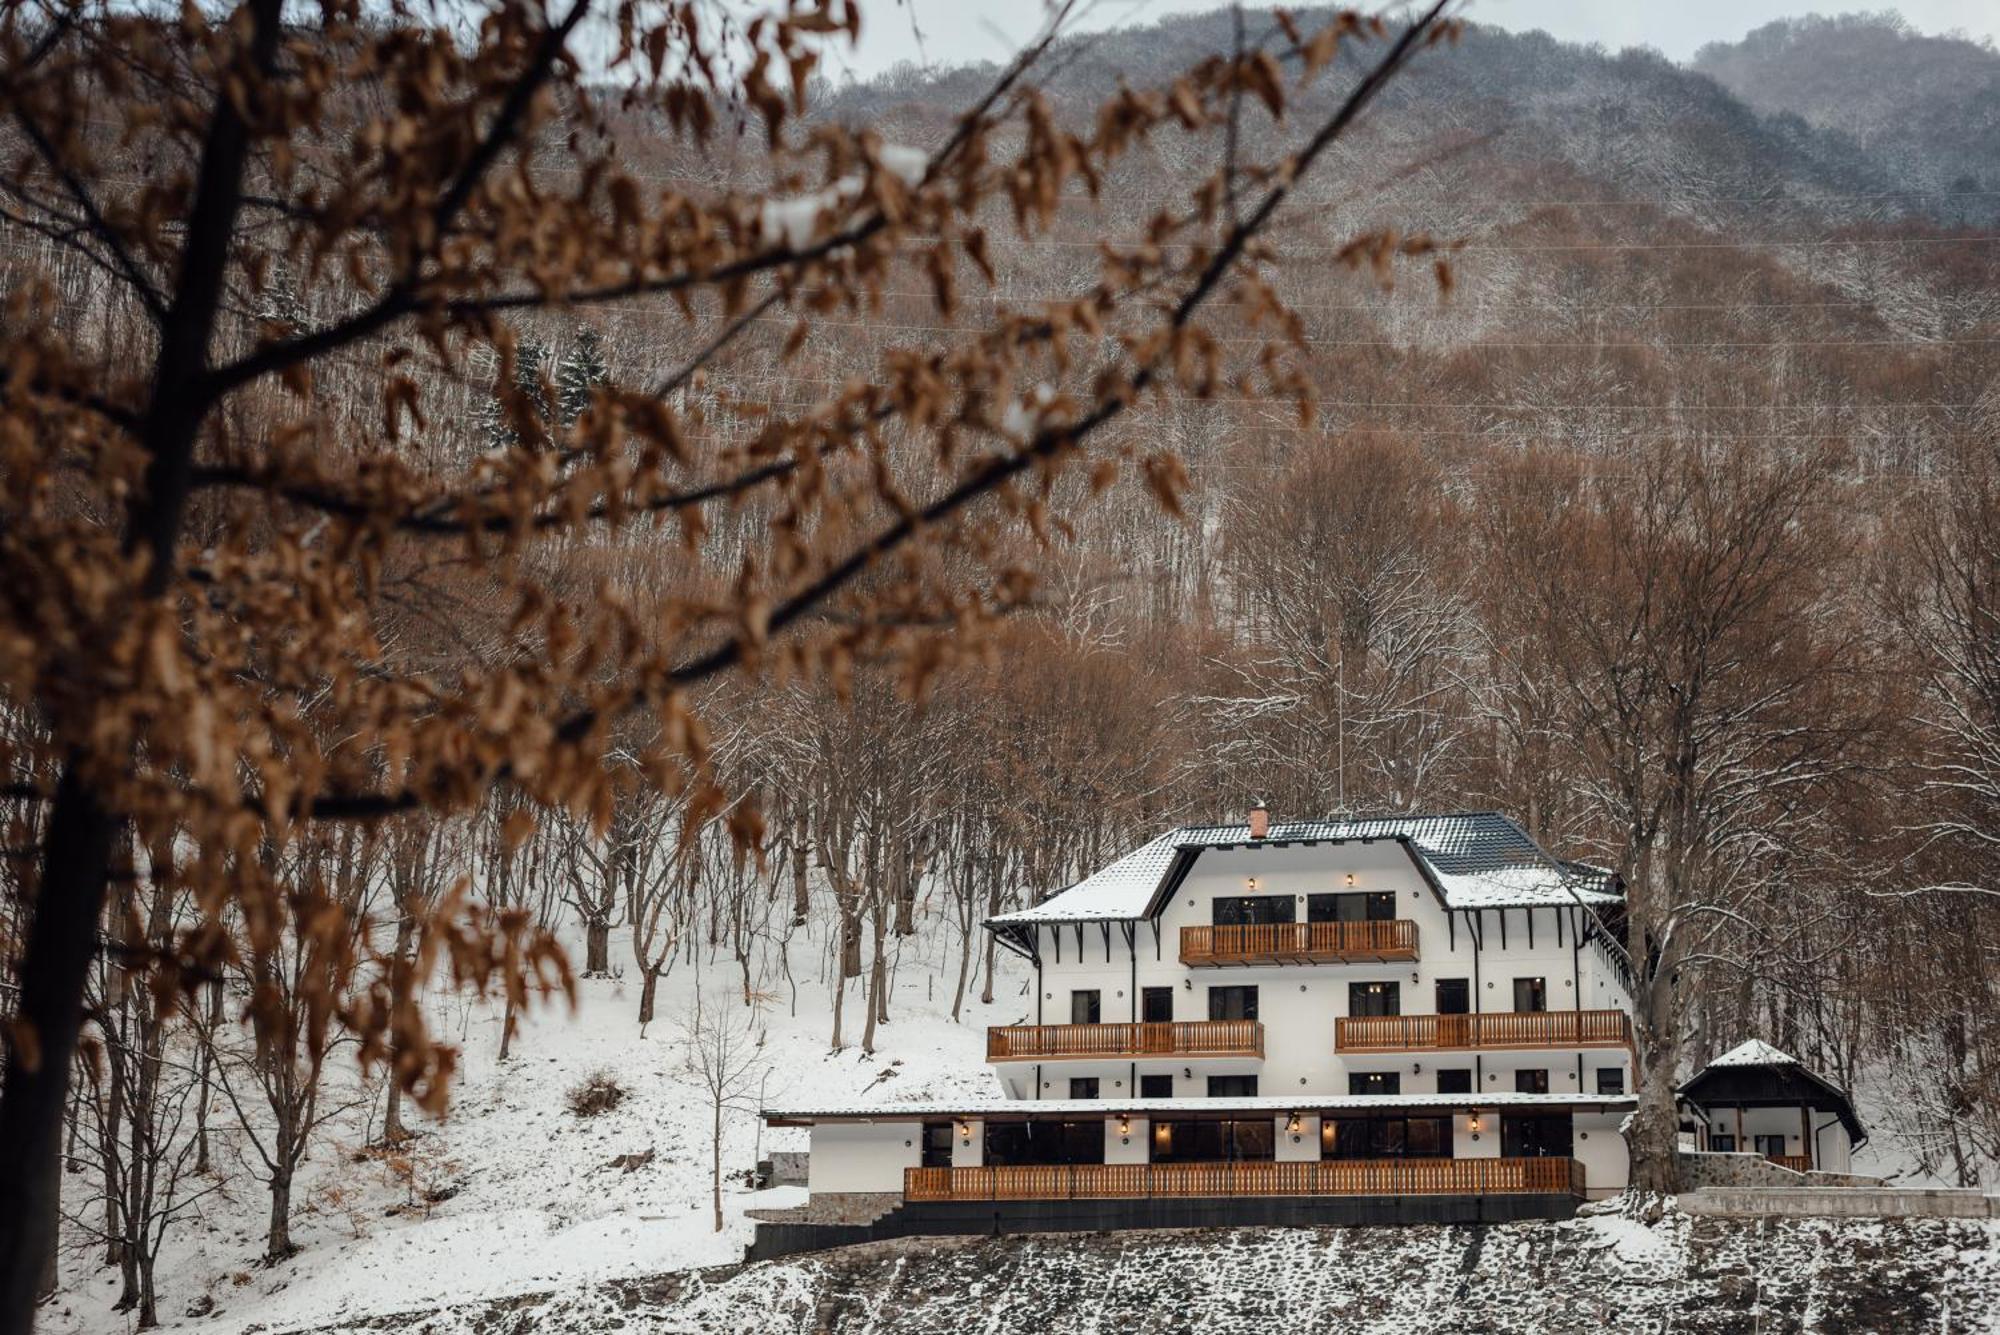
xmin=906 ymin=1156 xmax=1584 ymax=1202
xmin=1335 ymin=1009 xmax=1633 ymax=1053
xmin=986 ymin=1019 xmax=1264 ymax=1062
xmin=1180 ymin=920 xmax=1419 ymax=967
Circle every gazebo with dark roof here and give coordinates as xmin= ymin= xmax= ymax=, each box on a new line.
xmin=1678 ymin=1039 xmax=1865 ymax=1173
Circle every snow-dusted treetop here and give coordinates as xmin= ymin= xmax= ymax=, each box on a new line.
xmin=987 ymin=811 xmax=1624 ymax=925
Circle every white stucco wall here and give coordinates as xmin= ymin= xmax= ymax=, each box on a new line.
xmin=807 ymin=1121 xmax=922 ymax=1193
xmin=1106 ymin=1116 xmax=1149 ymax=1164
xmin=952 ymin=1121 xmax=983 ymax=1168
xmin=1573 ymin=1111 xmax=1629 ymax=1196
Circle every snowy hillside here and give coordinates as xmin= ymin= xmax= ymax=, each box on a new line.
xmin=39 ymin=924 xmax=1027 ymax=1335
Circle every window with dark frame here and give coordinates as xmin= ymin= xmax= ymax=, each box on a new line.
xmin=1754 ymin=1134 xmax=1788 ymax=1159
xmin=1211 ymin=895 xmax=1295 ymax=926
xmin=1435 ymin=978 xmax=1470 ymax=1015
xmin=1070 ymin=990 xmax=1101 ymax=1025
xmin=1347 ymin=1071 xmax=1401 ymax=1096
xmin=1595 ymin=1067 xmax=1625 ymax=1095
xmin=1348 ymin=980 xmax=1401 ymax=1017
xmin=1153 ymin=1118 xmax=1276 ymax=1163
xmin=1435 ymin=1068 xmax=1473 ymax=1094
xmin=1139 ymin=1074 xmax=1174 ymax=1099
xmin=1515 ymin=1068 xmax=1550 ymax=1094
xmin=1141 ymin=986 xmax=1174 ymax=1024
xmin=1307 ymin=891 xmax=1397 ymax=923
xmin=984 ymin=1119 xmax=1107 ymax=1166
xmin=1500 ymin=1114 xmax=1573 ymax=1158
xmin=920 ymin=1121 xmax=954 ymax=1168
xmin=1208 ymin=985 xmax=1259 ymax=1022
xmin=1069 ymin=1077 xmax=1100 ymax=1099
xmin=1512 ymin=977 xmax=1547 ymax=1013
xmin=1322 ymin=1115 xmax=1450 ymax=1159
xmin=1711 ymin=1132 xmax=1738 ymax=1152
xmin=1207 ymin=1074 xmax=1259 ymax=1098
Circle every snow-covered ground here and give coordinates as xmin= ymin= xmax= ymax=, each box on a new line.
xmin=34 ymin=906 xmax=1984 ymax=1334
xmin=41 ymin=923 xmax=1024 ymax=1334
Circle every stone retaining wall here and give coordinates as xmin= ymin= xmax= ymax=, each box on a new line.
xmin=1679 ymin=1186 xmax=2000 ymax=1219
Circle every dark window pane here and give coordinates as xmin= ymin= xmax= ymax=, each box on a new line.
xmin=1711 ymin=1133 xmax=1737 ymax=1153
xmin=1406 ymin=1117 xmax=1450 ymax=1157
xmin=1515 ymin=1068 xmax=1550 ymax=1094
xmin=921 ymin=1121 xmax=955 ymax=1168
xmin=1435 ymin=979 xmax=1470 ymax=1015
xmin=1231 ymin=1118 xmax=1275 ymax=1161
xmin=1070 ymin=990 xmax=1101 ymax=1024
xmin=1512 ymin=977 xmax=1547 ymax=1013
xmin=985 ymin=1120 xmax=1106 ymax=1166
xmin=1208 ymin=985 xmax=1259 ymax=1021
xmin=1348 ymin=981 xmax=1401 ymax=1017
xmin=1141 ymin=987 xmax=1174 ymax=1023
xmin=1306 ymin=893 xmax=1337 ymax=923
xmin=1435 ymin=1068 xmax=1473 ymax=1094
xmin=1595 ymin=1067 xmax=1625 ymax=1095
xmin=1207 ymin=1074 xmax=1259 ymax=1098
xmin=1755 ymin=1135 xmax=1788 ymax=1159
xmin=1139 ymin=1074 xmax=1174 ymax=1098
xmin=1366 ymin=892 xmax=1396 ymax=921
xmin=1070 ymin=1077 xmax=1099 ymax=1099
xmin=1348 ymin=1071 xmax=1401 ymax=1096
xmin=1500 ymin=1114 xmax=1573 ymax=1158
xmin=1370 ymin=1118 xmax=1406 ymax=1156
xmin=1212 ymin=895 xmax=1295 ymax=926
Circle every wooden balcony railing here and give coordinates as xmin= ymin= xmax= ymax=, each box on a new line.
xmin=1180 ymin=920 xmax=1419 ymax=966
xmin=986 ymin=1019 xmax=1264 ymax=1062
xmin=1335 ymin=1009 xmax=1633 ymax=1053
xmin=905 ymin=1156 xmax=1584 ymax=1202
xmin=1770 ymin=1154 xmax=1812 ymax=1174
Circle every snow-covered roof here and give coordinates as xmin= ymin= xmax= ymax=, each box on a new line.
xmin=988 ymin=811 xmax=1622 ymax=925
xmin=1703 ymin=1039 xmax=1797 ymax=1069
xmin=764 ymin=1091 xmax=1639 ymax=1124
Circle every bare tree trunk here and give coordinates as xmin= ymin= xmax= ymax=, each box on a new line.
xmin=498 ymin=992 xmax=517 ymax=1062
xmin=267 ymin=1164 xmax=294 ymax=1261
xmin=0 ymin=766 xmax=119 ymax=1333
xmin=195 ymin=977 xmax=221 ymax=1171
xmin=861 ymin=902 xmax=887 ymax=1054
xmin=710 ymin=1098 xmax=724 ymax=1232
xmin=584 ymin=918 xmax=610 ymax=975
xmin=637 ymin=967 xmax=660 ymax=1033
xmin=789 ymin=809 xmax=810 ymax=927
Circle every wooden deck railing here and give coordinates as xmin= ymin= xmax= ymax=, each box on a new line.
xmin=986 ymin=1019 xmax=1264 ymax=1061
xmin=1335 ymin=1009 xmax=1633 ymax=1053
xmin=1180 ymin=920 xmax=1419 ymax=966
xmin=1771 ymin=1154 xmax=1812 ymax=1174
xmin=905 ymin=1156 xmax=1584 ymax=1202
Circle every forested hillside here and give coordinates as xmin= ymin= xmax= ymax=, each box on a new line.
xmin=5 ymin=5 xmax=1999 ymax=1332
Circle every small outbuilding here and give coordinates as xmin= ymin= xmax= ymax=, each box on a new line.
xmin=1678 ymin=1039 xmax=1865 ymax=1174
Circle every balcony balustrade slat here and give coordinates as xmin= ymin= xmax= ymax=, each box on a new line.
xmin=1333 ymin=1009 xmax=1633 ymax=1053
xmin=987 ymin=1018 xmax=1264 ymax=1061
xmin=905 ymin=1157 xmax=1585 ymax=1202
xmin=1180 ymin=919 xmax=1419 ymax=966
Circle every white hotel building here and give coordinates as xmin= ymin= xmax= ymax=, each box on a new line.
xmin=761 ymin=810 xmax=1660 ymax=1240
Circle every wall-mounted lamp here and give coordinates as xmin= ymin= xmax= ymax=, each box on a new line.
xmin=1183 ymin=1067 xmax=1192 ymax=1079
xmin=1287 ymin=1113 xmax=1303 ymax=1135
xmin=957 ymin=1120 xmax=973 ymax=1144
xmin=1344 ymin=873 xmax=1357 ymax=887
xmin=1117 ymin=1115 xmax=1131 ymax=1137
xmin=1247 ymin=877 xmax=1260 ymax=892
xmin=1183 ymin=978 xmax=1192 ymax=990
xmin=1412 ymin=1062 xmax=1423 ymax=1075
xmin=1466 ymin=1114 xmax=1482 ymax=1133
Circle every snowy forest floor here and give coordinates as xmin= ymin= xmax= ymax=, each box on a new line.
xmin=40 ymin=924 xmax=1028 ymax=1335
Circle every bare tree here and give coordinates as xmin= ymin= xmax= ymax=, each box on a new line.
xmin=673 ymin=992 xmax=770 ymax=1233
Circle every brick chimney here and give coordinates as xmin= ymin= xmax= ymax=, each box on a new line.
xmin=1248 ymin=800 xmax=1269 ymax=840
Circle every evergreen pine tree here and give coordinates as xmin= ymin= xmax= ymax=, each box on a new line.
xmin=476 ymin=335 xmax=552 ymax=450
xmin=556 ymin=325 xmax=610 ymax=428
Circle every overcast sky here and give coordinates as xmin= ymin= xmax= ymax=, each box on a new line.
xmin=818 ymin=1 xmax=2000 ymax=82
